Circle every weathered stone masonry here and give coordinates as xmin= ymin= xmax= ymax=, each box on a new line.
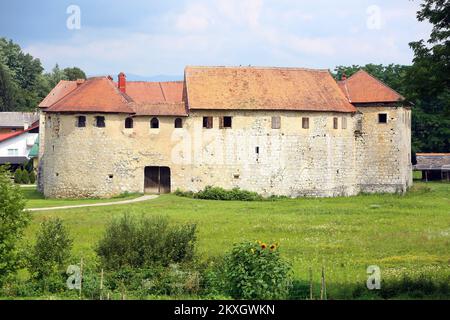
xmin=38 ymin=67 xmax=412 ymax=198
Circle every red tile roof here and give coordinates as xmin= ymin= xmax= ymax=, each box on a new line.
xmin=185 ymin=66 xmax=356 ymax=113
xmin=126 ymin=81 xmax=184 ymax=104
xmin=0 ymin=121 xmax=39 ymax=143
xmin=42 ymin=77 xmax=187 ymax=115
xmin=41 ymin=67 xmax=404 ymax=115
xmin=39 ymin=80 xmax=79 ymax=108
xmin=127 ymin=81 xmax=187 ymax=116
xmin=46 ymin=77 xmax=135 ymax=114
xmin=338 ymin=70 xmax=405 ymax=104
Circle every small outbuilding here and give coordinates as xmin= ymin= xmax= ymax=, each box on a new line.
xmin=414 ymin=153 xmax=450 ymax=181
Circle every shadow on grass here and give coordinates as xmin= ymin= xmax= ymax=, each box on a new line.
xmin=288 ymin=275 xmax=450 ymax=300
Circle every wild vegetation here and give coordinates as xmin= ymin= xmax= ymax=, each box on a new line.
xmin=0 ymin=165 xmax=30 ymax=287
xmin=175 ymin=186 xmax=265 ymax=201
xmin=0 ymin=167 xmax=449 ymax=299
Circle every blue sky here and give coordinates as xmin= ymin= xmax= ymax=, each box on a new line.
xmin=0 ymin=0 xmax=431 ymax=78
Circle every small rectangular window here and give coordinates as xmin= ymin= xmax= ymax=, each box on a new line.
xmin=378 ymin=113 xmax=387 ymax=123
xmin=333 ymin=117 xmax=338 ymax=129
xmin=341 ymin=117 xmax=347 ymax=129
xmin=203 ymin=117 xmax=213 ymax=129
xmin=7 ymin=149 xmax=18 ymax=156
xmin=77 ymin=116 xmax=86 ymax=127
xmin=220 ymin=116 xmax=232 ymax=128
xmin=271 ymin=116 xmax=281 ymax=129
xmin=302 ymin=117 xmax=309 ymax=129
xmin=174 ymin=118 xmax=183 ymax=128
xmin=95 ymin=116 xmax=105 ymax=128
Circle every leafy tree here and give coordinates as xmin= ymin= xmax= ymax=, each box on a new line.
xmin=0 ymin=165 xmax=29 ymax=286
xmin=0 ymin=62 xmax=17 ymax=111
xmin=44 ymin=64 xmax=66 ymax=89
xmin=0 ymin=38 xmax=87 ymax=111
xmin=407 ymin=0 xmax=450 ymax=152
xmin=0 ymin=38 xmax=45 ymax=110
xmin=27 ymin=218 xmax=73 ymax=280
xmin=63 ymin=67 xmax=86 ymax=81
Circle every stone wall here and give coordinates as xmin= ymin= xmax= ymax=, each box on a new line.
xmin=39 ymin=107 xmax=411 ymax=198
xmin=355 ymin=105 xmax=412 ymax=193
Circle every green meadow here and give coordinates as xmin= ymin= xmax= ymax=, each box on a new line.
xmin=20 ymin=181 xmax=450 ymax=299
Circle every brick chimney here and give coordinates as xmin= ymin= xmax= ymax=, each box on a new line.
xmin=118 ymin=72 xmax=126 ymax=93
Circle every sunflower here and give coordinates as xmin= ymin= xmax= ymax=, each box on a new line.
xmin=270 ymin=244 xmax=277 ymax=250
xmin=261 ymin=243 xmax=267 ymax=249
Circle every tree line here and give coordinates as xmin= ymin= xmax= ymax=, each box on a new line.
xmin=0 ymin=37 xmax=86 ymax=112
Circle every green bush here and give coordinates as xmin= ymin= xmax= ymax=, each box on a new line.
xmin=200 ymin=257 xmax=228 ymax=297
xmin=0 ymin=165 xmax=29 ymax=287
xmin=27 ymin=218 xmax=73 ymax=282
xmin=105 ymin=264 xmax=202 ymax=298
xmin=224 ymin=241 xmax=292 ymax=299
xmin=96 ymin=215 xmax=196 ymax=270
xmin=29 ymin=171 xmax=36 ymax=184
xmin=176 ymin=186 xmax=264 ymax=201
xmin=14 ymin=168 xmax=23 ymax=184
xmin=20 ymin=170 xmax=30 ymax=184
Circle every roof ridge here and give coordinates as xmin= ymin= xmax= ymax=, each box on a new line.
xmin=127 ymin=81 xmax=184 ymax=84
xmin=185 ymin=65 xmax=330 ymax=72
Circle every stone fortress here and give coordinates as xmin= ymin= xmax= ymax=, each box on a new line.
xmin=37 ymin=66 xmax=412 ymax=198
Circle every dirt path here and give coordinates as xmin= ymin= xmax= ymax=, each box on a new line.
xmin=27 ymin=195 xmax=159 ymax=212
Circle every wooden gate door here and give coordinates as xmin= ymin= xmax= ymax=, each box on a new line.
xmin=144 ymin=166 xmax=160 ymax=193
xmin=159 ymin=167 xmax=171 ymax=194
xmin=144 ymin=166 xmax=171 ymax=194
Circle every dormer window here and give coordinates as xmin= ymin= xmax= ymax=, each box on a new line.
xmin=125 ymin=117 xmax=133 ymax=129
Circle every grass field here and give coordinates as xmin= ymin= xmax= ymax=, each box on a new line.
xmin=20 ymin=181 xmax=450 ymax=299
xmin=22 ymin=188 xmax=141 ymax=208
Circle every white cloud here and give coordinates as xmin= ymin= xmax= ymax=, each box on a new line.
xmin=175 ymin=4 xmax=212 ymax=32
xmin=22 ymin=0 xmax=432 ymax=76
